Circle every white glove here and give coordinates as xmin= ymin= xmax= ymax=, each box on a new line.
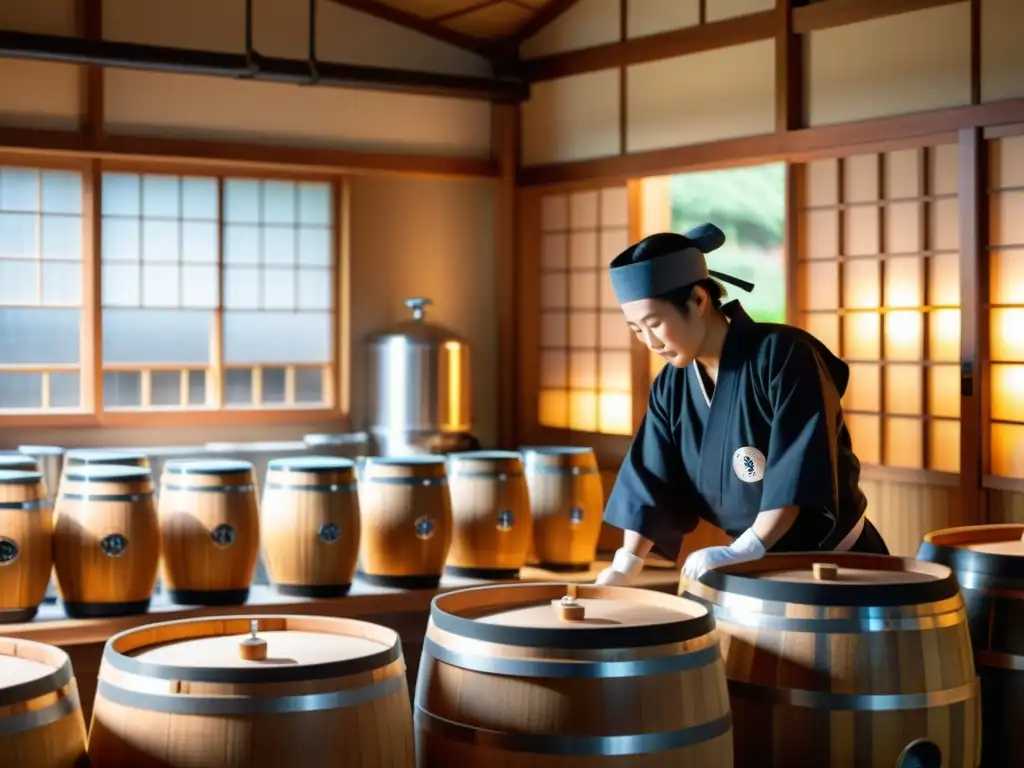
xmin=595 ymin=548 xmax=645 ymax=586
xmin=681 ymin=528 xmax=766 ymax=582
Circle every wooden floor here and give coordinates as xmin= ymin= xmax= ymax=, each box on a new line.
xmin=2 ymin=557 xmax=682 ymax=724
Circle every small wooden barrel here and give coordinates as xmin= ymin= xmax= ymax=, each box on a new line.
xmin=918 ymin=524 xmax=1024 ymax=768
xmin=521 ymin=446 xmax=604 ymax=572
xmin=158 ymin=459 xmax=260 ymax=606
xmin=416 ymin=582 xmax=733 ymax=766
xmin=0 ymin=637 xmax=88 ymax=766
xmin=683 ymin=553 xmax=981 ymax=768
xmin=0 ymin=454 xmax=40 ymax=471
xmin=64 ymin=449 xmax=150 ymax=470
xmin=261 ymin=456 xmax=361 ymax=598
xmin=53 ymin=464 xmax=160 ymax=619
xmin=0 ymin=470 xmax=53 ymax=623
xmin=357 ymin=456 xmax=452 ymax=589
xmin=88 ymin=614 xmax=415 ymax=767
xmin=444 ymin=451 xmax=532 ymax=580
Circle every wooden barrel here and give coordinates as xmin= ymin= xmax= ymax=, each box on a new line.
xmin=683 ymin=552 xmax=981 ymax=768
xmin=918 ymin=524 xmax=1024 ymax=768
xmin=88 ymin=614 xmax=415 ymax=767
xmin=357 ymin=456 xmax=452 ymax=589
xmin=0 ymin=637 xmax=88 ymax=766
xmin=0 ymin=454 xmax=40 ymax=471
xmin=261 ymin=456 xmax=361 ymax=598
xmin=53 ymin=464 xmax=160 ymax=619
xmin=157 ymin=460 xmax=260 ymax=606
xmin=521 ymin=446 xmax=603 ymax=572
xmin=64 ymin=449 xmax=149 ymax=470
xmin=0 ymin=470 xmax=53 ymax=623
xmin=415 ymin=582 xmax=733 ymax=766
xmin=444 ymin=451 xmax=532 ymax=579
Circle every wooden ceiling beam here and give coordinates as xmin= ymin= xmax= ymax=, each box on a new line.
xmin=508 ymin=0 xmax=584 ymax=45
xmin=792 ymin=0 xmax=965 ymax=34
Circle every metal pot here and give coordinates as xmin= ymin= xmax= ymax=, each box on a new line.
xmin=364 ymin=297 xmax=474 ymax=456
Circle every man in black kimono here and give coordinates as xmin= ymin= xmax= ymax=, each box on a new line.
xmin=596 ymin=224 xmax=889 ymax=586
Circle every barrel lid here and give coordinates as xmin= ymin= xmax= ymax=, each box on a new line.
xmin=698 ymin=553 xmax=960 ymax=607
xmin=0 ymin=455 xmax=38 ymax=469
xmin=430 ymin=583 xmax=713 ymax=650
xmin=364 ymin=297 xmax=466 ymax=348
xmin=64 ymin=464 xmax=150 ymax=482
xmin=520 ymin=446 xmax=592 ymax=456
xmin=448 ymin=450 xmax=522 ymax=461
xmin=0 ymin=654 xmax=54 ymax=687
xmin=164 ymin=459 xmax=253 ymax=475
xmin=268 ymin=456 xmax=355 ymax=472
xmin=17 ymin=445 xmax=64 ymax=456
xmin=365 ymin=456 xmax=446 ymax=467
xmin=66 ymin=449 xmax=148 ymax=465
xmin=919 ymin=524 xmax=1024 ymax=580
xmin=0 ymin=469 xmax=44 ymax=485
xmin=304 ymin=432 xmax=369 ymax=446
xmin=104 ymin=616 xmax=402 ymax=684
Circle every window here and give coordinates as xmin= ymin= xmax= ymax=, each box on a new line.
xmin=797 ymin=146 xmax=961 ymax=472
xmin=0 ymin=162 xmax=341 ymax=420
xmin=0 ymin=165 xmax=83 ymax=411
xmin=536 ymin=187 xmax=633 ymax=436
xmin=988 ymin=134 xmax=1024 ymax=479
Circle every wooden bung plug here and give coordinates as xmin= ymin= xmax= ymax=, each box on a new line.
xmin=552 ymin=583 xmax=585 ymax=621
xmin=812 ymin=563 xmax=839 ymax=582
xmin=238 ymin=619 xmax=268 ymax=661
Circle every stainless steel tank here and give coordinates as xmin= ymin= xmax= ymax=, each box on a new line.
xmin=364 ymin=297 xmax=478 ymax=457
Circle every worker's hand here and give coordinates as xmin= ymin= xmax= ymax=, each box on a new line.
xmin=594 ymin=548 xmax=644 ymax=586
xmin=681 ymin=528 xmax=766 ymax=582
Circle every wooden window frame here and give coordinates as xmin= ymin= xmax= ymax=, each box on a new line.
xmin=0 ymin=154 xmax=349 ymax=430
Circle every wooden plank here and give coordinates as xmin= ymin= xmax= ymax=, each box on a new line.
xmin=511 ymin=0 xmax=585 ymax=44
xmin=775 ymin=0 xmax=802 ymax=133
xmin=521 ymin=11 xmax=775 ymax=82
xmin=791 ymin=0 xmax=965 ymax=35
xmin=518 ymin=98 xmax=1024 ymax=187
xmin=326 ymin=0 xmax=495 ymax=57
xmin=492 ymin=103 xmax=520 ymax=448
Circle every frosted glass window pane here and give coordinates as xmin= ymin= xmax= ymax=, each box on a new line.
xmin=181 ymin=265 xmax=218 ymax=309
xmin=541 ymin=233 xmax=567 ymax=270
xmin=298 ymin=183 xmax=330 ymax=226
xmin=0 ymin=373 xmax=41 ymax=408
xmin=297 ymin=227 xmax=330 ymax=267
xmin=142 ymin=175 xmax=180 ymax=218
xmin=41 ymin=171 xmax=81 ymax=215
xmin=262 ymin=367 xmax=286 ymax=403
xmin=188 ymin=370 xmax=206 ymax=405
xmin=264 ymin=227 xmax=296 ymax=266
xmin=102 ymin=173 xmax=140 ymax=216
xmin=226 ymin=369 xmax=252 ymax=404
xmin=224 ymin=267 xmax=260 ymax=310
xmin=142 ymin=264 xmax=180 ymax=308
xmin=0 ymin=261 xmax=36 ymax=303
xmin=540 ymin=311 xmax=567 ymax=346
xmin=223 ymin=224 xmax=260 ymax=265
xmin=41 ymin=262 xmax=81 ymax=306
xmin=41 ymin=215 xmax=81 ymax=261
xmin=181 ymin=221 xmax=217 ymax=263
xmin=49 ymin=372 xmax=79 ymax=408
xmin=103 ymin=371 xmax=141 ymax=408
xmin=0 ymin=168 xmax=38 ymax=212
xmin=0 ymin=308 xmax=80 ymax=364
xmin=262 ymin=182 xmax=295 ymax=225
xmin=102 ymin=263 xmax=140 ymax=307
xmin=142 ymin=220 xmax=179 ymax=262
xmin=263 ymin=267 xmax=296 ymax=310
xmin=224 ymin=312 xmax=329 ymax=364
xmin=297 ymin=269 xmax=331 ymax=311
xmin=181 ymin=177 xmax=218 ymax=219
xmin=0 ymin=213 xmax=37 ymax=259
xmin=102 ymin=218 xmax=140 ymax=262
xmin=102 ymin=309 xmax=211 ymax=364
xmin=150 ymin=371 xmax=181 ymax=406
xmin=224 ymin=180 xmax=260 ymax=223
xmin=295 ymin=368 xmax=322 ymax=403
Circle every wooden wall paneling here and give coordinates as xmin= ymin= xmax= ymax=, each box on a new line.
xmin=791 ymin=0 xmax=964 ymax=34
xmin=493 ymin=103 xmax=520 ymax=448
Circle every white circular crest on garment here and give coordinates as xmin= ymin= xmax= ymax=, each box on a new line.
xmin=732 ymin=447 xmax=766 ymax=483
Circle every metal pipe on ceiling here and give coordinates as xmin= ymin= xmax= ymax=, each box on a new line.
xmin=0 ymin=29 xmax=530 ymax=104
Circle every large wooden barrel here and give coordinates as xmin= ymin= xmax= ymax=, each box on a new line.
xmin=521 ymin=446 xmax=603 ymax=572
xmin=918 ymin=524 xmax=1024 ymax=768
xmin=683 ymin=552 xmax=981 ymax=768
xmin=158 ymin=460 xmax=260 ymax=606
xmin=261 ymin=456 xmax=361 ymax=597
xmin=53 ymin=464 xmax=160 ymax=619
xmin=88 ymin=614 xmax=415 ymax=767
xmin=0 ymin=470 xmax=53 ymax=623
xmin=415 ymin=582 xmax=733 ymax=766
xmin=0 ymin=637 xmax=88 ymax=766
xmin=64 ymin=449 xmax=150 ymax=470
xmin=444 ymin=451 xmax=532 ymax=579
xmin=357 ymin=456 xmax=452 ymax=589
